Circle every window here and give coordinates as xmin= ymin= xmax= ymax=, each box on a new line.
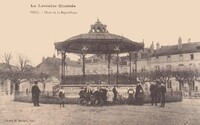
xmin=167 ymin=56 xmax=171 ymax=62
xmin=192 ymin=81 xmax=195 ymax=91
xmin=179 ymin=55 xmax=183 ymax=61
xmin=93 ymin=59 xmax=99 ymax=63
xmin=190 ymin=54 xmax=194 ymax=60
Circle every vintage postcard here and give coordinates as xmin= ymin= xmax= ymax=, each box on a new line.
xmin=1 ymin=0 xmax=200 ymax=125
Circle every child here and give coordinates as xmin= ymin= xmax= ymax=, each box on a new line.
xmin=127 ymin=87 xmax=134 ymax=105
xmin=58 ymin=88 xmax=65 ymax=107
xmin=107 ymin=89 xmax=114 ymax=105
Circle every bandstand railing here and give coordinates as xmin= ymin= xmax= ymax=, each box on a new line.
xmin=62 ymin=74 xmax=137 ymax=84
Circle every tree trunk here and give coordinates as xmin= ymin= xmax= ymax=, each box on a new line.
xmin=10 ymin=82 xmax=14 ymax=95
xmin=15 ymin=83 xmax=20 ymax=93
xmin=179 ymin=81 xmax=183 ymax=91
xmin=43 ymin=82 xmax=46 ymax=92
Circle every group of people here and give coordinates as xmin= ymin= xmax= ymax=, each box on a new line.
xmin=127 ymin=83 xmax=145 ymax=105
xmin=79 ymin=83 xmax=146 ymax=106
xmin=31 ymin=81 xmax=166 ymax=107
xmin=79 ymin=84 xmax=118 ymax=106
xmin=150 ymin=82 xmax=167 ymax=107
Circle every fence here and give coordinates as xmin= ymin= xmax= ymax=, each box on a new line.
xmin=182 ymin=91 xmax=200 ymax=99
xmin=63 ymin=74 xmax=136 ymax=84
xmin=14 ymin=85 xmax=182 ymax=104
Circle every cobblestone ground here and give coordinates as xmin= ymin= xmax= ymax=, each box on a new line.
xmin=0 ymin=97 xmax=200 ymax=125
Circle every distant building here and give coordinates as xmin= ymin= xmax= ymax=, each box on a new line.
xmin=36 ymin=39 xmax=200 ymax=77
xmin=36 ymin=54 xmax=132 ymax=77
xmin=36 ymin=56 xmax=62 ymax=78
xmin=148 ymin=38 xmax=200 ymax=72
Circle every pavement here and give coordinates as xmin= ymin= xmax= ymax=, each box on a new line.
xmin=0 ymin=97 xmax=200 ymax=125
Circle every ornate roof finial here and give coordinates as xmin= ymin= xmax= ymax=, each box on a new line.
xmin=89 ymin=19 xmax=108 ymax=33
xmin=97 ymin=18 xmax=100 ymax=22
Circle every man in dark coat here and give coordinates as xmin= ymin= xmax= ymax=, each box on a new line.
xmin=79 ymin=87 xmax=86 ymax=99
xmin=160 ymin=83 xmax=166 ymax=107
xmin=150 ymin=82 xmax=159 ymax=106
xmin=112 ymin=86 xmax=118 ymax=104
xmin=135 ymin=83 xmax=144 ymax=105
xmin=31 ymin=81 xmax=41 ymax=106
xmin=99 ymin=87 xmax=108 ymax=105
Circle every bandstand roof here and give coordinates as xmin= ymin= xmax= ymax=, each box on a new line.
xmin=54 ymin=20 xmax=144 ymax=54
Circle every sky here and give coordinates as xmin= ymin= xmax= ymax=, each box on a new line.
xmin=0 ymin=0 xmax=200 ymax=66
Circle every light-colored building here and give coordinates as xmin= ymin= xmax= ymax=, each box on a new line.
xmin=133 ymin=38 xmax=200 ymax=92
xmin=148 ymin=37 xmax=200 ymax=72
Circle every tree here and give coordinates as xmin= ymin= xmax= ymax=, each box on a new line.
xmin=1 ymin=52 xmax=52 ymax=94
xmin=137 ymin=69 xmax=172 ymax=86
xmin=36 ymin=73 xmax=51 ymax=92
xmin=1 ymin=53 xmax=33 ymax=93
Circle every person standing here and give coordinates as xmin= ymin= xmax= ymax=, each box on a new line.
xmin=79 ymin=87 xmax=85 ymax=99
xmin=58 ymin=88 xmax=65 ymax=107
xmin=106 ymin=89 xmax=114 ymax=105
xmin=31 ymin=81 xmax=41 ymax=106
xmin=99 ymin=87 xmax=108 ymax=105
xmin=160 ymin=83 xmax=166 ymax=107
xmin=112 ymin=86 xmax=118 ymax=104
xmin=135 ymin=83 xmax=144 ymax=105
xmin=84 ymin=84 xmax=92 ymax=101
xmin=127 ymin=87 xmax=134 ymax=105
xmin=150 ymin=82 xmax=159 ymax=106
xmin=85 ymin=84 xmax=92 ymax=95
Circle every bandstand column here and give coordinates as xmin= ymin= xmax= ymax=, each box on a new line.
xmin=114 ymin=45 xmax=120 ymax=84
xmin=107 ymin=54 xmax=111 ymax=84
xmin=81 ymin=45 xmax=88 ymax=84
xmin=116 ymin=52 xmax=119 ymax=84
xmin=134 ymin=52 xmax=138 ymax=81
xmin=82 ymin=53 xmax=86 ymax=78
xmin=61 ymin=51 xmax=66 ymax=84
xmin=129 ymin=52 xmax=132 ymax=83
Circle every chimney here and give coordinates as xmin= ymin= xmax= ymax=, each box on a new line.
xmin=53 ymin=53 xmax=56 ymax=58
xmin=156 ymin=42 xmax=160 ymax=50
xmin=188 ymin=38 xmax=191 ymax=43
xmin=149 ymin=41 xmax=154 ymax=54
xmin=178 ymin=37 xmax=182 ymax=50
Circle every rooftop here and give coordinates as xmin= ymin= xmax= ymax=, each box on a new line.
xmin=152 ymin=41 xmax=200 ymax=56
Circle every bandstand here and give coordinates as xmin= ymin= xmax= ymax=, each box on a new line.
xmin=54 ymin=19 xmax=144 ymax=85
